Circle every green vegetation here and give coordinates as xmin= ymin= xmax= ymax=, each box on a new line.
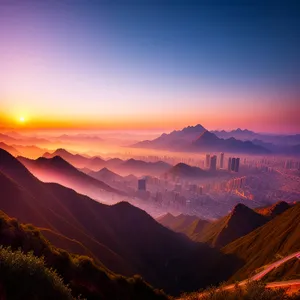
xmin=0 ymin=211 xmax=168 ymax=300
xmin=181 ymin=281 xmax=300 ymax=300
xmin=0 ymin=247 xmax=78 ymax=300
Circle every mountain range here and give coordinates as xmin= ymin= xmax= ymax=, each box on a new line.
xmin=0 ymin=145 xmax=299 ymax=298
xmin=17 ymin=155 xmax=124 ymax=201
xmin=43 ymin=148 xmax=103 ymax=169
xmin=0 ymin=142 xmax=20 ymax=156
xmin=0 ymin=132 xmax=50 ymax=145
xmin=43 ymin=149 xmax=171 ymax=176
xmin=133 ymin=125 xmax=270 ymax=154
xmin=212 ymin=128 xmax=300 ymax=146
xmin=212 ymin=129 xmax=300 ymax=154
xmin=0 ymin=148 xmax=240 ymax=295
xmin=158 ymin=201 xmax=291 ymax=248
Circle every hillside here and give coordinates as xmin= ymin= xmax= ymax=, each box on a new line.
xmin=0 ymin=148 xmax=241 ymax=295
xmin=165 ymin=163 xmax=208 ymax=179
xmin=256 ymin=201 xmax=290 ymax=219
xmin=193 ymin=204 xmax=268 ymax=247
xmin=157 ymin=213 xmax=209 ymax=236
xmin=159 ymin=204 xmax=268 ymax=248
xmin=89 ymin=167 xmax=123 ymax=182
xmin=0 ymin=211 xmax=168 ymax=300
xmin=222 ymin=202 xmax=300 ymax=281
xmin=262 ymin=257 xmax=300 ymax=282
xmin=0 ymin=247 xmax=76 ymax=300
xmin=17 ymin=155 xmax=124 ymax=199
xmin=157 ymin=213 xmax=200 ymax=232
xmin=114 ymin=158 xmax=171 ymax=176
xmin=43 ymin=148 xmax=92 ymax=168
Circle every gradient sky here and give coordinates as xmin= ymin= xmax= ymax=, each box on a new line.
xmin=0 ymin=0 xmax=299 ymax=133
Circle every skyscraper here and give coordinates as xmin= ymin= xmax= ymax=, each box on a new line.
xmin=210 ymin=155 xmax=217 ymax=171
xmin=228 ymin=157 xmax=232 ymax=171
xmin=205 ymin=154 xmax=211 ymax=169
xmin=231 ymin=157 xmax=236 ymax=171
xmin=235 ymin=157 xmax=240 ymax=172
xmin=220 ymin=152 xmax=224 ymax=169
xmin=138 ymin=178 xmax=146 ymax=191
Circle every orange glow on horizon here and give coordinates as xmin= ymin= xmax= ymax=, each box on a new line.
xmin=0 ymin=107 xmax=299 ymax=134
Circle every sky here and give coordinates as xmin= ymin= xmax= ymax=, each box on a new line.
xmin=0 ymin=0 xmax=299 ymax=133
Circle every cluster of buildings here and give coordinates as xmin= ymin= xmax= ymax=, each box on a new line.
xmin=205 ymin=153 xmax=240 ymax=172
xmin=226 ymin=176 xmax=246 ymax=190
xmin=228 ymin=157 xmax=240 ymax=172
xmin=284 ymin=159 xmax=300 ymax=170
xmin=205 ymin=154 xmax=218 ymax=171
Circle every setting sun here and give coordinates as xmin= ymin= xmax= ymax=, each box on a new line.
xmin=19 ymin=116 xmax=25 ymax=122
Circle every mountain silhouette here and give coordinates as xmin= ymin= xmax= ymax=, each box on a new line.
xmin=18 ymin=155 xmax=124 ymax=199
xmin=89 ymin=167 xmax=123 ymax=182
xmin=132 ymin=124 xmax=207 ymax=150
xmin=133 ymin=126 xmax=270 ymax=154
xmin=43 ymin=148 xmax=92 ymax=168
xmin=165 ymin=163 xmax=208 ymax=179
xmin=157 ymin=213 xmax=209 ymax=235
xmin=192 ymin=131 xmax=270 ymax=154
xmin=212 ymin=129 xmax=300 ymax=148
xmin=114 ymin=158 xmax=171 ymax=176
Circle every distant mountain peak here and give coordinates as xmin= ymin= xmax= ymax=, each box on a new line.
xmin=231 ymin=203 xmax=251 ymax=215
xmin=167 ymin=162 xmax=207 ymax=178
xmin=199 ymin=130 xmax=219 ymax=139
xmin=207 ymin=203 xmax=268 ymax=247
xmin=53 ymin=148 xmax=71 ymax=155
xmin=182 ymin=124 xmax=206 ymax=133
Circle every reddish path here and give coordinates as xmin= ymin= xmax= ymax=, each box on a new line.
xmin=178 ymin=251 xmax=300 ymax=299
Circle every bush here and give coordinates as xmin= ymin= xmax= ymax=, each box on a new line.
xmin=0 ymin=212 xmax=168 ymax=300
xmin=0 ymin=247 xmax=80 ymax=300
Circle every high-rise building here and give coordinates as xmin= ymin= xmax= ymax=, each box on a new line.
xmin=231 ymin=158 xmax=236 ymax=171
xmin=138 ymin=178 xmax=146 ymax=191
xmin=228 ymin=157 xmax=232 ymax=171
xmin=210 ymin=155 xmax=217 ymax=171
xmin=205 ymin=154 xmax=211 ymax=169
xmin=235 ymin=157 xmax=240 ymax=172
xmin=220 ymin=152 xmax=224 ymax=169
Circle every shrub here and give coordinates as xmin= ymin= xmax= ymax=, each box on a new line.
xmin=0 ymin=247 xmax=80 ymax=300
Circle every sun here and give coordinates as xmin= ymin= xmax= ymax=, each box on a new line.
xmin=19 ymin=116 xmax=25 ymax=122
